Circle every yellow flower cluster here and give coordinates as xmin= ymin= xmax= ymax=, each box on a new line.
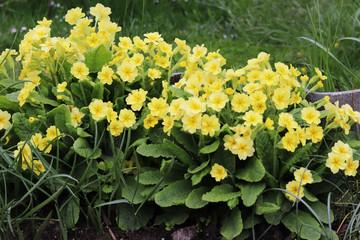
xmin=285 ymin=167 xmax=313 ymax=202
xmin=326 ymin=140 xmax=359 ymax=176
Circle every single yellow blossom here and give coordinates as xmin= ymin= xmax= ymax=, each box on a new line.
xmin=294 ymin=167 xmax=313 ymax=185
xmin=285 ymin=180 xmax=304 ymax=202
xmin=210 ymin=163 xmax=227 ymax=182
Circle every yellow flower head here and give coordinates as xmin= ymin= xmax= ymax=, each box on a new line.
xmin=344 ymin=158 xmax=359 ymax=176
xmin=204 ymin=58 xmax=222 ymax=75
xmin=162 ymin=116 xmax=174 ymax=136
xmin=71 ymin=62 xmax=89 ymax=81
xmin=306 ymin=124 xmax=323 ymax=143
xmin=126 ymin=88 xmax=148 ymax=111
xmin=243 ymin=110 xmax=263 ymax=127
xmin=108 ymin=120 xmax=124 ymax=137
xmin=118 ymin=109 xmax=136 ymax=128
xmin=265 ymin=118 xmax=274 ymax=130
xmin=169 ymin=98 xmax=186 ymax=120
xmin=294 ymin=167 xmax=313 ymax=185
xmin=208 ymin=92 xmax=229 ymax=112
xmin=38 ymin=138 xmax=52 ymax=153
xmin=65 ymin=7 xmax=85 ymax=25
xmin=144 ymin=114 xmax=158 ymax=129
xmin=201 ymin=114 xmax=220 ymax=137
xmin=233 ymin=137 xmax=255 ymax=160
xmin=89 ymin=99 xmax=109 ymax=121
xmin=148 ymin=97 xmax=169 ymax=119
xmin=272 ymin=87 xmax=290 ymax=110
xmin=0 ymin=110 xmax=11 ymax=130
xmin=183 ymin=97 xmax=206 ymax=116
xmin=57 ymin=82 xmax=67 ymax=93
xmin=32 ymin=160 xmax=46 ymax=176
xmin=46 ymin=126 xmax=61 ymax=141
xmin=98 ymin=65 xmax=114 ymax=85
xmin=71 ymin=107 xmax=85 ymax=128
xmin=210 ymin=163 xmax=227 ymax=182
xmin=231 ymin=93 xmax=250 ymax=113
xmin=144 ymin=32 xmax=163 ymax=44
xmin=281 ymin=131 xmax=299 ymax=152
xmin=90 ymin=3 xmax=111 ymax=22
xmin=278 ymin=112 xmax=298 ymax=130
xmin=326 ymin=152 xmax=347 ymax=174
xmin=182 ymin=113 xmax=202 ymax=134
xmin=117 ymin=62 xmax=138 ymax=83
xmin=285 ymin=180 xmax=304 ymax=202
xmin=315 ymin=67 xmax=327 ymax=80
xmin=148 ymin=68 xmax=162 ymax=80
xmin=86 ymin=33 xmax=100 ymax=48
xmin=14 ymin=141 xmax=32 ymax=164
xmin=331 ymin=140 xmax=352 ymax=160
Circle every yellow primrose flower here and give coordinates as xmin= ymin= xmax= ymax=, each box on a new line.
xmin=107 ymin=108 xmax=118 ymax=123
xmin=295 ymin=127 xmax=308 ymax=146
xmin=243 ymin=83 xmax=262 ymax=94
xmin=169 ymin=98 xmax=186 ymax=120
xmin=210 ymin=163 xmax=227 ymax=182
xmin=108 ymin=120 xmax=124 ymax=137
xmin=183 ymin=97 xmax=206 ymax=117
xmin=32 ymin=160 xmax=46 ymax=176
xmin=71 ymin=107 xmax=85 ymax=128
xmin=126 ymin=89 xmax=148 ymax=111
xmin=207 ymin=92 xmax=229 ymax=112
xmin=224 ymin=134 xmax=239 ymax=152
xmin=315 ymin=67 xmax=327 ymax=80
xmin=201 ymin=114 xmax=220 ymax=137
xmin=144 ymin=32 xmax=163 ymax=44
xmin=98 ymin=65 xmax=114 ymax=85
xmin=131 ymin=53 xmax=144 ymax=66
xmin=326 ymin=152 xmax=346 ymax=174
xmin=252 ymin=101 xmax=267 ymax=114
xmin=189 ymin=44 xmax=207 ymax=62
xmin=182 ymin=113 xmax=202 ymax=134
xmin=117 ymin=62 xmax=138 ymax=83
xmin=65 ymin=7 xmax=85 ymax=25
xmin=57 ymin=82 xmax=67 ymax=93
xmin=285 ymin=180 xmax=304 ymax=202
xmin=46 ymin=126 xmax=61 ymax=141
xmin=260 ymin=69 xmax=278 ymax=86
xmin=118 ymin=109 xmax=136 ymax=128
xmin=204 ymin=58 xmax=222 ymax=75
xmin=155 ymin=56 xmax=170 ymax=69
xmin=281 ymin=131 xmax=299 ymax=152
xmin=232 ymin=136 xmax=255 ymax=160
xmin=265 ymin=118 xmax=274 ymax=130
xmin=71 ymin=62 xmax=89 ymax=81
xmin=274 ymin=62 xmax=289 ymax=76
xmin=37 ymin=138 xmax=52 ymax=153
xmin=272 ymin=87 xmax=290 ymax=110
xmin=31 ymin=133 xmax=43 ymax=148
xmin=90 ymin=3 xmax=111 ymax=22
xmin=148 ymin=68 xmax=162 ymax=80
xmin=0 ymin=110 xmax=11 ymax=130
xmin=118 ymin=37 xmax=133 ymax=51
xmin=14 ymin=141 xmax=32 ymax=163
xmin=162 ymin=116 xmax=174 ymax=136
xmin=344 ymin=158 xmax=359 ymax=177
xmin=289 ymin=92 xmax=302 ymax=106
xmin=148 ymin=97 xmax=169 ymax=119
xmin=231 ymin=93 xmax=250 ymax=113
xmin=331 ymin=140 xmax=352 ymax=160
xmin=306 ymin=124 xmax=323 ymax=143
xmin=243 ymin=110 xmax=263 ymax=127
xmin=89 ymin=99 xmax=109 ymax=121
xmin=278 ymin=112 xmax=298 ymax=130
xmin=144 ymin=114 xmax=158 ymax=129
xmin=86 ymin=33 xmax=100 ymax=48
xmin=294 ymin=167 xmax=313 ymax=185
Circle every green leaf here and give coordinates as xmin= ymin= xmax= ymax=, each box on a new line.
xmin=32 ymin=94 xmax=60 ymax=107
xmin=169 ymin=86 xmax=192 ymax=99
xmin=155 ymin=180 xmax=193 ymax=207
xmin=279 ymin=143 xmax=312 ymax=178
xmin=243 ymin=214 xmax=263 ymax=229
xmin=46 ymin=104 xmax=72 ymax=134
xmin=308 ymin=201 xmax=334 ymax=224
xmin=137 ymin=170 xmax=163 ymax=185
xmin=92 ymin=82 xmax=104 ymax=99
xmin=235 ymin=157 xmax=265 ymax=182
xmin=212 ymin=145 xmax=236 ymax=173
xmin=117 ymin=203 xmax=153 ymax=231
xmin=202 ymin=184 xmax=241 ymax=202
xmin=227 ymin=197 xmax=239 ymax=210
xmin=255 ymin=202 xmax=280 ymax=215
xmin=163 ymin=139 xmax=196 ymax=165
xmin=191 ymin=166 xmax=211 ymax=185
xmin=281 ymin=210 xmax=322 ymax=240
xmin=237 ymin=182 xmax=266 ymax=207
xmin=12 ymin=112 xmax=39 ymax=140
xmin=185 ymin=186 xmax=210 ymax=209
xmin=264 ymin=210 xmax=284 ymax=225
xmin=73 ymin=137 xmax=102 ymax=159
xmin=121 ymin=176 xmax=147 ymax=204
xmin=76 ymin=128 xmax=92 ymax=138
xmin=84 ymin=44 xmax=112 ymax=73
xmin=0 ymin=95 xmax=20 ymax=111
xmin=320 ymin=227 xmax=339 ymax=240
xmin=188 ymin=159 xmax=210 ymax=174
xmin=154 ymin=207 xmax=190 ymax=226
xmin=200 ymin=140 xmax=220 ymax=154
xmin=220 ymin=207 xmax=243 ymax=240
xmin=60 ymin=198 xmax=80 ymax=229
xmin=304 ymin=188 xmax=318 ymax=202
xmin=171 ymin=127 xmax=198 ymax=154
xmin=255 ymin=131 xmax=274 ymax=172
xmin=136 ymin=143 xmax=173 ymax=158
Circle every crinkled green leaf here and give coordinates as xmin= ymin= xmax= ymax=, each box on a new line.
xmin=155 ymin=180 xmax=193 ymax=207
xmin=237 ymin=182 xmax=266 ymax=207
xmin=163 ymin=139 xmax=196 ymax=165
xmin=281 ymin=210 xmax=322 ymax=240
xmin=137 ymin=170 xmax=163 ymax=185
xmin=171 ymin=127 xmax=198 ymax=154
xmin=73 ymin=137 xmax=101 ymax=159
xmin=255 ymin=131 xmax=274 ymax=172
xmin=46 ymin=104 xmax=72 ymax=134
xmin=188 ymin=159 xmax=209 ymax=174
xmin=185 ymin=186 xmax=210 ymax=209
xmin=121 ymin=176 xmax=147 ymax=204
xmin=279 ymin=143 xmax=312 ymax=178
xmin=60 ymin=198 xmax=80 ymax=229
xmin=255 ymin=202 xmax=280 ymax=215
xmin=200 ymin=140 xmax=219 ymax=154
xmin=92 ymin=82 xmax=104 ymax=99
xmin=117 ymin=203 xmax=153 ymax=231
xmin=136 ymin=143 xmax=173 ymax=158
xmin=220 ymin=207 xmax=243 ymax=240
xmin=0 ymin=95 xmax=20 ymax=111
xmin=308 ymin=201 xmax=334 ymax=224
xmin=85 ymin=44 xmax=112 ymax=73
xmin=191 ymin=166 xmax=211 ymax=185
xmin=12 ymin=112 xmax=39 ymax=140
xmin=202 ymin=184 xmax=241 ymax=202
xmin=235 ymin=157 xmax=265 ymax=182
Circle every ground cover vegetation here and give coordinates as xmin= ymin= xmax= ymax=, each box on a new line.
xmin=0 ymin=0 xmax=360 ymax=239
